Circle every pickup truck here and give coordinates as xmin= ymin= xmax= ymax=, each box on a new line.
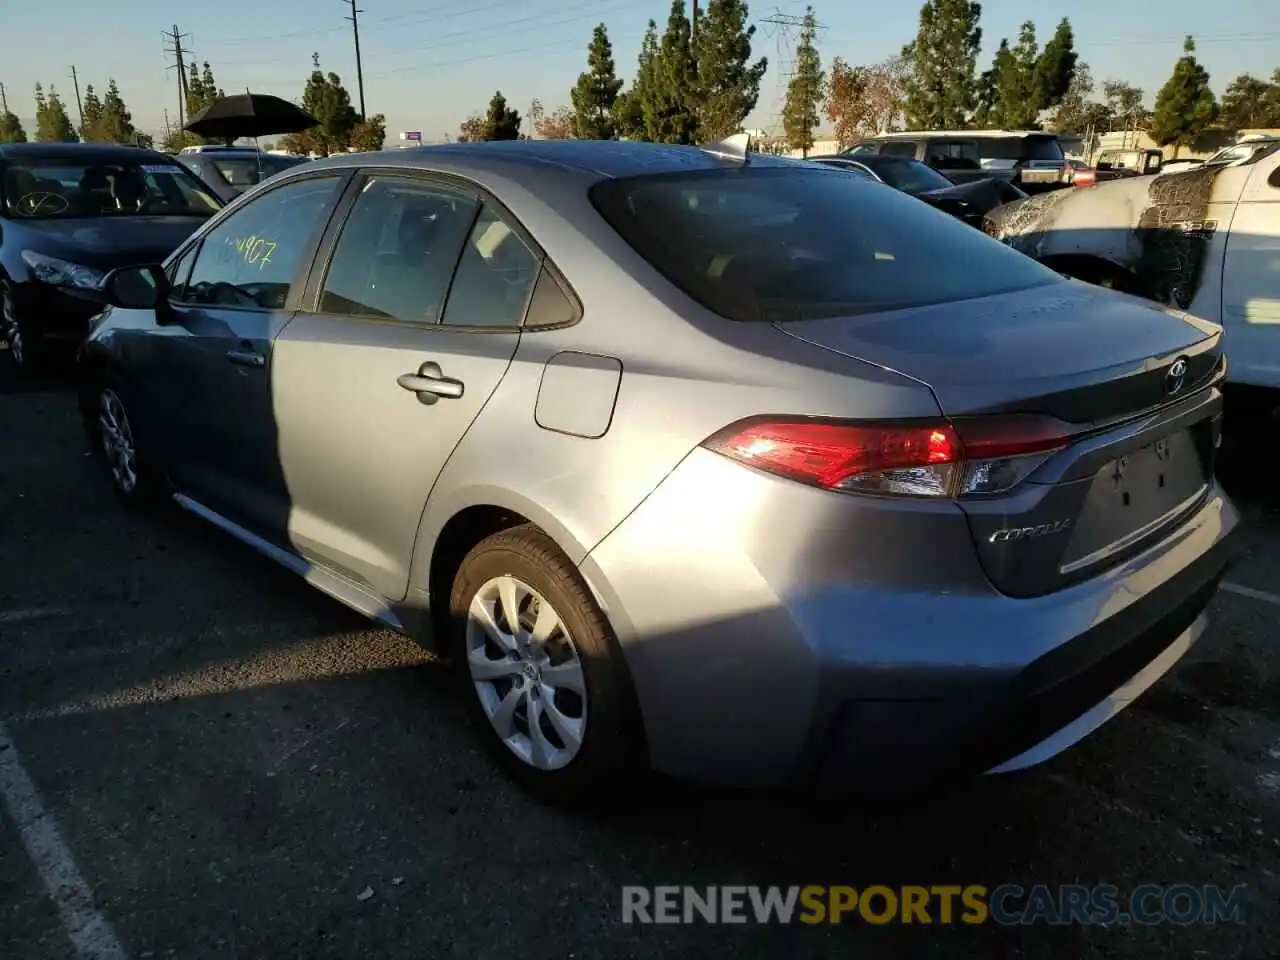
xmin=984 ymin=136 xmax=1280 ymax=404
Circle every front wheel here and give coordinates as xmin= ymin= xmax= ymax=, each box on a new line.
xmin=448 ymin=525 xmax=645 ymax=805
xmin=92 ymin=383 xmax=160 ymax=507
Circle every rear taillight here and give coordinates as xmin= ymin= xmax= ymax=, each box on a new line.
xmin=701 ymin=415 xmax=1072 ymax=499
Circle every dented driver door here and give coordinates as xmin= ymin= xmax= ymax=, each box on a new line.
xmin=160 ymin=174 xmax=349 ymax=540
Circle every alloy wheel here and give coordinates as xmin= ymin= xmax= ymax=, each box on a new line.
xmin=1 ymin=289 xmax=23 ymax=367
xmin=98 ymin=388 xmax=138 ymax=494
xmin=466 ymin=575 xmax=588 ymax=771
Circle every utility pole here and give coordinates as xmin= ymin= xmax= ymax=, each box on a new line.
xmin=163 ymin=24 xmax=192 ymax=130
xmin=691 ymin=0 xmax=699 ymax=41
xmin=69 ymin=66 xmax=86 ymax=138
xmin=343 ymin=0 xmax=366 ymax=120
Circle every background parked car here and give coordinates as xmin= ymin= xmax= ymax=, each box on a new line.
xmin=811 ymin=154 xmax=1026 ymax=228
xmin=81 ymin=140 xmax=1237 ymax=806
xmin=177 ymin=146 xmax=311 ymax=202
xmin=0 ymin=142 xmax=222 ymax=370
xmin=844 ymin=130 xmax=1067 ymax=193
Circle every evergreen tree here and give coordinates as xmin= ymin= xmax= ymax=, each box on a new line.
xmin=80 ymin=84 xmax=105 ymax=140
xmin=572 ymin=24 xmax=623 ymax=140
xmin=483 ymin=91 xmax=522 ymax=140
xmin=98 ymin=80 xmax=137 ymax=144
xmin=644 ymin=0 xmax=699 ymax=144
xmin=694 ymin=0 xmax=768 ymax=141
xmin=992 ymin=21 xmax=1040 ymax=128
xmin=977 ymin=39 xmax=1012 ymax=126
xmin=1033 ymin=18 xmax=1078 ymax=111
xmin=901 ymin=0 xmax=982 ymax=129
xmin=781 ymin=6 xmax=823 ymax=155
xmin=0 ymin=109 xmax=25 ymax=143
xmin=614 ymin=21 xmax=660 ymax=140
xmin=35 ymin=84 xmax=78 ymax=142
xmin=1148 ymin=37 xmax=1217 ymax=157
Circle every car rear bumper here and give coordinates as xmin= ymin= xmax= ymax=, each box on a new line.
xmin=580 ymin=448 xmax=1241 ymax=791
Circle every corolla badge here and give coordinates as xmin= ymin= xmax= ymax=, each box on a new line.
xmin=989 ymin=519 xmax=1072 ymax=543
xmin=1165 ymin=358 xmax=1189 ymax=396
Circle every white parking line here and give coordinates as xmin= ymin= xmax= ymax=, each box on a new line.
xmin=0 ymin=724 xmax=127 ymax=960
xmin=0 ymin=607 xmax=74 ymax=625
xmin=1221 ymin=581 xmax=1280 ymax=607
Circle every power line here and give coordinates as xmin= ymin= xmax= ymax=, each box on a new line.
xmin=343 ymin=0 xmax=367 ymax=121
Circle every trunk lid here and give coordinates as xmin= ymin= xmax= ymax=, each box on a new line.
xmin=774 ymin=282 xmax=1225 ymax=596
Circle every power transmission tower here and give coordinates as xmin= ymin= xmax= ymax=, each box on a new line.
xmin=0 ymin=82 xmax=9 ymax=116
xmin=759 ymin=8 xmax=825 ymax=144
xmin=343 ymin=0 xmax=366 ymax=120
xmin=163 ymin=24 xmax=192 ymax=130
xmin=69 ymin=66 xmax=85 ymax=138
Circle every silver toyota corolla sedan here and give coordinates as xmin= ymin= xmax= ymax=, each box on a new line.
xmin=78 ymin=139 xmax=1239 ymax=805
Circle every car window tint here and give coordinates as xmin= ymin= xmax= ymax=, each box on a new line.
xmin=440 ymin=203 xmax=539 ymax=327
xmin=879 ymin=141 xmax=917 ymax=157
xmin=319 ymin=177 xmax=478 ymax=323
xmin=523 ymin=266 xmax=580 ymax=328
xmin=590 ymin=167 xmax=1059 ymax=323
xmin=181 ymin=176 xmax=341 ymax=310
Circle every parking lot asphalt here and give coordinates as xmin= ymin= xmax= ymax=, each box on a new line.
xmin=2 ymin=357 xmax=1279 ymax=960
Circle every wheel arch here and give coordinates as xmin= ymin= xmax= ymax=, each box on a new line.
xmin=1038 ymin=253 xmax=1148 ymax=296
xmin=413 ymin=487 xmax=602 ymax=654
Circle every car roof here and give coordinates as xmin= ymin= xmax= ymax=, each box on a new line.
xmin=296 ymin=139 xmax=808 ymax=183
xmin=0 ymin=141 xmax=175 ymax=163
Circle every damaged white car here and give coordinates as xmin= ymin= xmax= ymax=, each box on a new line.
xmin=984 ymin=137 xmax=1280 ymax=397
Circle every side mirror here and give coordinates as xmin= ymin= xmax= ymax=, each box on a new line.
xmin=101 ymin=263 xmax=168 ymax=311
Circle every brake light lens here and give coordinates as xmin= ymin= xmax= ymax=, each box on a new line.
xmin=702 ymin=415 xmax=1071 ymax=499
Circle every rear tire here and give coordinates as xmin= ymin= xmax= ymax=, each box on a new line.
xmin=448 ymin=524 xmax=645 ymax=806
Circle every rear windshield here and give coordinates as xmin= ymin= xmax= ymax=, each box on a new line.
xmin=982 ymin=136 xmax=1064 ymax=162
xmin=588 ymin=167 xmax=1058 ymax=322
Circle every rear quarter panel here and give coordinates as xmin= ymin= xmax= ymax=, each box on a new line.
xmin=405 ymin=160 xmax=943 ymax=585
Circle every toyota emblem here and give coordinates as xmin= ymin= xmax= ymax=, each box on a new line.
xmin=1165 ymin=358 xmax=1188 ymax=396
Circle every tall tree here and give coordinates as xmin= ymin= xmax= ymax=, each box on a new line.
xmin=284 ymin=67 xmax=360 ymax=155
xmin=1148 ymin=37 xmax=1217 ymax=157
xmin=34 ymin=84 xmax=77 ymax=142
xmin=901 ymin=0 xmax=982 ymax=129
xmin=1102 ymin=79 xmax=1146 ymax=146
xmin=1033 ymin=18 xmax=1077 ymax=111
xmin=781 ymin=6 xmax=823 ymax=155
xmin=644 ymin=0 xmax=699 ymax=144
xmin=0 ymin=109 xmax=25 ymax=143
xmin=992 ymin=21 xmax=1040 ymax=128
xmin=614 ymin=21 xmax=660 ymax=140
xmin=483 ymin=91 xmax=522 ymax=140
xmin=1219 ymin=73 xmax=1280 ymax=131
xmin=97 ymin=80 xmax=137 ymax=144
xmin=694 ymin=0 xmax=768 ymax=141
xmin=80 ymin=84 xmax=105 ymax=141
xmin=571 ymin=24 xmax=623 ymax=140
xmin=972 ymin=42 xmax=1005 ymax=127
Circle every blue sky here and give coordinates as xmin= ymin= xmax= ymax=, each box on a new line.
xmin=1 ymin=0 xmax=1276 ymax=142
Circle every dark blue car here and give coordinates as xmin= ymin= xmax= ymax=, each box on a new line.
xmin=0 ymin=142 xmax=222 ymax=371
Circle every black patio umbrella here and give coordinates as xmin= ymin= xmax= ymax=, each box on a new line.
xmin=184 ymin=93 xmax=318 ymax=144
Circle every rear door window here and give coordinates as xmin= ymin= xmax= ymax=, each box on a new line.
xmin=925 ymin=140 xmax=981 ymax=170
xmin=589 ymin=167 xmax=1058 ymax=323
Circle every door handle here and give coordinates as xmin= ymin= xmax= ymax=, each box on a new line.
xmin=226 ymin=349 xmax=265 ymax=368
xmin=397 ymin=361 xmax=464 ymax=404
